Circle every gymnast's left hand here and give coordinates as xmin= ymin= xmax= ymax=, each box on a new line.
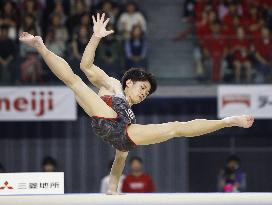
xmin=92 ymin=13 xmax=114 ymax=38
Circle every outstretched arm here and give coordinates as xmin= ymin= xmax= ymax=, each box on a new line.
xmin=80 ymin=13 xmax=114 ymax=89
xmin=107 ymin=150 xmax=128 ymax=194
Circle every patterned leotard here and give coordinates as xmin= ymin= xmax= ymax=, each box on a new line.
xmin=90 ymin=95 xmax=136 ymax=152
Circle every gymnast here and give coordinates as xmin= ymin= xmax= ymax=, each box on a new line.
xmin=19 ymin=13 xmax=254 ymax=194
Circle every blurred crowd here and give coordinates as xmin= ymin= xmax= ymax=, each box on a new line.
xmin=0 ymin=0 xmax=148 ymax=85
xmin=0 ymin=154 xmax=246 ymax=193
xmin=184 ymin=0 xmax=272 ymax=83
xmin=0 ymin=155 xmax=156 ymax=193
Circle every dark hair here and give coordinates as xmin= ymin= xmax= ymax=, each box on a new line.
xmin=131 ymin=24 xmax=145 ymax=38
xmin=42 ymin=156 xmax=57 ymax=167
xmin=129 ymin=156 xmax=143 ymax=164
xmin=121 ymin=68 xmax=157 ymax=95
xmin=226 ymin=155 xmax=240 ymax=164
xmin=126 ymin=1 xmax=138 ymax=11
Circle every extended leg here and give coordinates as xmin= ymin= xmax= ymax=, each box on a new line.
xmin=19 ymin=32 xmax=117 ymax=118
xmin=127 ymin=116 xmax=254 ymax=145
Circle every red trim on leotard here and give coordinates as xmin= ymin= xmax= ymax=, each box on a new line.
xmin=101 ymin=95 xmax=113 ymax=108
xmin=92 ymin=95 xmax=118 ymax=119
xmin=92 ymin=115 xmax=118 ymax=120
xmin=125 ymin=124 xmax=137 ymax=146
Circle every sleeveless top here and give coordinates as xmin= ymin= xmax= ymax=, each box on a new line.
xmin=90 ymin=94 xmax=137 ymax=151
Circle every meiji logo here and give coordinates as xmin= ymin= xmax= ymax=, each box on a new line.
xmin=0 ymin=181 xmax=13 ymax=190
xmin=0 ymin=91 xmax=54 ymax=116
xmin=222 ymin=94 xmax=251 ymax=107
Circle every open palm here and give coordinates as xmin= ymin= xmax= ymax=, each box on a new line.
xmin=92 ymin=13 xmax=114 ymax=38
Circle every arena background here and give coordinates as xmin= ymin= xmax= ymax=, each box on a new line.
xmin=0 ymin=0 xmax=272 ymax=194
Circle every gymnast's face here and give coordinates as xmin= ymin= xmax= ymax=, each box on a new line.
xmin=125 ymin=80 xmax=151 ymax=104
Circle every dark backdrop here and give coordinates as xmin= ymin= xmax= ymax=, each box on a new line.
xmin=0 ymin=97 xmax=271 ymax=192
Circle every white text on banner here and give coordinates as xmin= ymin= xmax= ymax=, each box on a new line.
xmin=0 ymin=87 xmax=76 ymax=121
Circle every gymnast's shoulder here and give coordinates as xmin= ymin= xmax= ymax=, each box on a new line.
xmin=98 ymin=77 xmax=123 ymax=97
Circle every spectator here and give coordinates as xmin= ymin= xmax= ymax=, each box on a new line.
xmin=97 ymin=23 xmax=123 ymax=78
xmin=122 ymin=156 xmax=155 ymax=193
xmin=98 ymin=0 xmax=120 ymax=27
xmin=194 ymin=11 xmax=209 ymax=80
xmin=183 ymin=0 xmax=196 ymax=21
xmin=19 ymin=13 xmax=41 ymax=36
xmin=73 ymin=12 xmax=92 ymax=36
xmin=221 ymin=15 xmax=242 ymax=82
xmin=100 ymin=160 xmax=125 ymax=193
xmin=230 ymin=27 xmax=252 ymax=82
xmin=42 ymin=156 xmax=57 ymax=172
xmin=47 ymin=14 xmax=68 ymax=48
xmin=222 ymin=2 xmax=241 ymax=29
xmin=0 ymin=0 xmax=20 ymax=40
xmin=117 ymin=1 xmax=147 ymax=39
xmin=67 ymin=0 xmax=88 ymax=35
xmin=49 ymin=1 xmax=68 ymax=26
xmin=0 ymin=25 xmax=16 ymax=85
xmin=19 ymin=14 xmax=41 ymax=57
xmin=202 ymin=21 xmax=227 ymax=82
xmin=20 ymin=0 xmax=43 ymax=20
xmin=71 ymin=25 xmax=89 ymax=63
xmin=241 ymin=6 xmax=261 ymax=39
xmin=218 ymin=0 xmax=229 ymax=21
xmin=253 ymin=27 xmax=272 ymax=82
xmin=222 ymin=15 xmax=241 ymax=40
xmin=124 ymin=25 xmax=148 ymax=69
xmin=194 ymin=0 xmax=216 ymax=21
xmin=41 ymin=0 xmax=69 ymax=37
xmin=193 ymin=0 xmax=272 ymax=83
xmin=19 ymin=14 xmax=42 ymax=84
xmin=218 ymin=155 xmax=246 ymax=192
xmin=45 ymin=29 xmax=66 ymax=57
xmin=43 ymin=0 xmax=70 ymax=17
xmin=0 ymin=0 xmax=149 ymax=86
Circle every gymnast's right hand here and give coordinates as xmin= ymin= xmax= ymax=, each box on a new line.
xmin=106 ymin=189 xmax=120 ymax=195
xmin=92 ymin=13 xmax=114 ymax=38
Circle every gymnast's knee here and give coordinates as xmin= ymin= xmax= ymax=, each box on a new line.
xmin=170 ymin=121 xmax=195 ymax=138
xmin=167 ymin=121 xmax=183 ymax=137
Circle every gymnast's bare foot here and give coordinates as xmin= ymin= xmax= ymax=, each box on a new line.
xmin=223 ymin=115 xmax=254 ymax=128
xmin=19 ymin=32 xmax=44 ymax=49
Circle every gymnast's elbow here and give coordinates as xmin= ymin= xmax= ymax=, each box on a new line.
xmin=79 ymin=61 xmax=92 ymax=71
xmin=80 ymin=64 xmax=99 ymax=81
